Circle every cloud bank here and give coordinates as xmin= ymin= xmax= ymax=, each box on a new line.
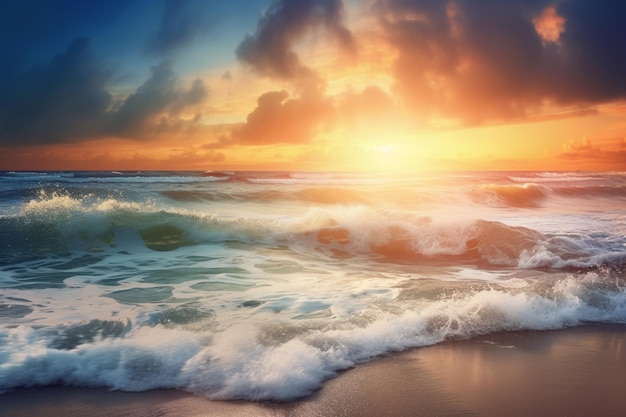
xmin=0 ymin=39 xmax=207 ymax=145
xmin=233 ymin=0 xmax=626 ymax=146
xmin=375 ymin=0 xmax=626 ymax=123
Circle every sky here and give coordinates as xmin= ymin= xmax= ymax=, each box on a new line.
xmin=1 ymin=0 xmax=625 ymax=172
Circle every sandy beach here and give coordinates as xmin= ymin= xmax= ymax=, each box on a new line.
xmin=1 ymin=324 xmax=624 ymax=417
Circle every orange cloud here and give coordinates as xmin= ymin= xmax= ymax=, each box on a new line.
xmin=0 ymin=133 xmax=227 ymax=171
xmin=231 ymin=89 xmax=334 ymax=144
xmin=559 ymin=137 xmax=626 ymax=169
xmin=533 ymin=5 xmax=566 ymax=44
xmin=374 ymin=0 xmax=626 ymax=126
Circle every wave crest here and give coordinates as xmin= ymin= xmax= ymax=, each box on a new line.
xmin=309 ymin=213 xmax=544 ymax=267
xmin=471 ymin=183 xmax=548 ymax=208
xmin=3 ymin=193 xmax=624 ymax=271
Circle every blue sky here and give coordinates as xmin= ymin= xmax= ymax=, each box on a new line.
xmin=1 ymin=0 xmax=267 ymax=84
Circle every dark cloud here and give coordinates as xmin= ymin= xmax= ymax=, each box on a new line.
xmin=375 ymin=0 xmax=626 ymax=124
xmin=236 ymin=0 xmax=355 ymax=82
xmin=0 ymin=38 xmax=115 ymax=145
xmin=111 ymin=61 xmax=208 ymax=136
xmin=550 ymin=1 xmax=626 ymax=103
xmin=146 ymin=0 xmax=215 ymax=55
xmin=0 ymin=40 xmax=208 ymax=145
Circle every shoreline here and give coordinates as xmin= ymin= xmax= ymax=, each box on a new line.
xmin=1 ymin=323 xmax=625 ymax=417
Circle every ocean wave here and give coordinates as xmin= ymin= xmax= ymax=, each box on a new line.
xmin=1 ymin=271 xmax=624 ymax=399
xmin=3 ymin=193 xmax=624 ymax=271
xmin=0 ymin=172 xmax=74 ymax=182
xmin=160 ymin=190 xmax=238 ymax=203
xmin=471 ymin=183 xmax=548 ymax=208
xmin=161 ymin=187 xmax=370 ymax=205
xmin=158 ymin=179 xmax=626 ymax=208
xmin=245 ymin=172 xmax=420 ymax=186
xmin=554 ymin=185 xmax=626 ymax=199
xmin=71 ymin=176 xmax=229 ymax=184
xmin=246 ymin=177 xmax=385 ymax=185
xmin=476 ymin=180 xmax=626 ymax=206
xmin=2 ymin=172 xmax=626 ymax=401
xmin=508 ymin=171 xmax=626 ymax=184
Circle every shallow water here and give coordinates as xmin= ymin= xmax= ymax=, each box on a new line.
xmin=1 ymin=170 xmax=625 ymax=399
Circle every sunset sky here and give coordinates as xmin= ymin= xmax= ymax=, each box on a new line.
xmin=1 ymin=0 xmax=625 ymax=172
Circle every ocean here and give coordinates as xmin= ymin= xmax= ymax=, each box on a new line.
xmin=1 ymin=170 xmax=625 ymax=400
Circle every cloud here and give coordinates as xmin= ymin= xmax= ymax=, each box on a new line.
xmin=551 ymin=1 xmax=626 ymax=103
xmin=231 ymin=0 xmax=368 ymax=146
xmin=559 ymin=137 xmax=626 ymax=167
xmin=236 ymin=0 xmax=355 ymax=82
xmin=533 ymin=5 xmax=565 ymax=43
xmin=0 ymin=38 xmax=115 ymax=145
xmin=0 ymin=39 xmax=208 ymax=145
xmin=0 ymin=143 xmax=226 ymax=171
xmin=146 ymin=0 xmax=214 ymax=55
xmin=337 ymin=86 xmax=398 ymax=126
xmin=374 ymin=0 xmax=626 ymax=125
xmin=111 ymin=61 xmax=208 ymax=136
xmin=561 ymin=137 xmax=602 ymax=158
xmin=229 ymin=84 xmax=398 ymax=146
xmin=375 ymin=0 xmax=549 ymax=124
xmin=233 ymin=0 xmax=626 ymax=147
xmin=232 ymin=89 xmax=334 ymax=144
xmin=168 ymin=148 xmax=226 ymax=164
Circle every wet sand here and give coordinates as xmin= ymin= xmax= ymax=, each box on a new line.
xmin=1 ymin=324 xmax=625 ymax=417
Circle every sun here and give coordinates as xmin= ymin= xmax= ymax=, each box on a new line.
xmin=350 ymin=141 xmax=421 ymax=173
xmin=375 ymin=144 xmax=394 ymax=155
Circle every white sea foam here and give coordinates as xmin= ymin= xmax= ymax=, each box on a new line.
xmin=1 ymin=271 xmax=625 ymax=399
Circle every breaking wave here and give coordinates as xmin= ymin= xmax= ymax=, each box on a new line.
xmin=1 ymin=271 xmax=625 ymax=399
xmin=471 ymin=183 xmax=549 ymax=208
xmin=2 ymin=192 xmax=625 ymax=271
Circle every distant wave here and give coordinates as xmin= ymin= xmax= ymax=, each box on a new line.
xmin=471 ymin=183 xmax=549 ymax=208
xmin=161 ymin=187 xmax=371 ymax=205
xmin=508 ymin=171 xmax=626 ymax=183
xmin=476 ymin=179 xmax=626 ymax=207
xmin=554 ymin=185 xmax=626 ymax=199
